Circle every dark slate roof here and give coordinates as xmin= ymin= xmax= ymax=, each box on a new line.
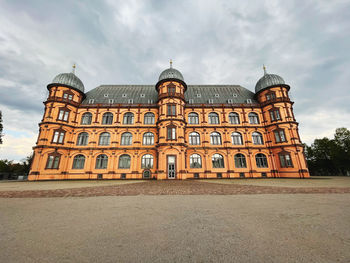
xmin=82 ymin=85 xmax=257 ymax=104
xmin=51 ymin=73 xmax=85 ymax=92
xmin=255 ymin=73 xmax=285 ymax=93
xmin=158 ymin=68 xmax=184 ymax=82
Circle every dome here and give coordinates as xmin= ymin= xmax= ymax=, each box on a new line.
xmin=50 ymin=72 xmax=85 ymax=93
xmin=255 ymin=68 xmax=285 ymax=93
xmin=158 ymin=67 xmax=184 ymax=82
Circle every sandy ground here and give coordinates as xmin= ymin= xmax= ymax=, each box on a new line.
xmin=1 ymin=194 xmax=349 ymax=263
xmin=0 ymin=180 xmax=144 ymax=191
xmin=203 ymin=176 xmax=350 ymax=188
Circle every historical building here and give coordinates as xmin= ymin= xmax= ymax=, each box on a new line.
xmin=28 ymin=63 xmax=309 ymax=180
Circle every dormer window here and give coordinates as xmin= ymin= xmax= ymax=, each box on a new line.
xmin=233 ymin=94 xmax=238 ymax=97
xmin=88 ymin=99 xmax=94 ymax=104
xmin=148 ymin=99 xmax=153 ymax=104
xmin=246 ymin=99 xmax=252 ymax=104
xmin=122 ymin=94 xmax=127 ymax=98
xmin=189 ymin=99 xmax=194 ymax=104
xmin=208 ymin=99 xmax=213 ymax=104
xmin=215 ymin=94 xmax=219 ymax=97
xmin=104 ymin=94 xmax=109 ymax=97
xmin=227 ymin=99 xmax=233 ymax=104
xmin=140 ymin=94 xmax=145 ymax=98
xmin=108 ymin=99 xmax=114 ymax=104
xmin=128 ymin=99 xmax=133 ymax=104
xmin=196 ymin=94 xmax=201 ymax=98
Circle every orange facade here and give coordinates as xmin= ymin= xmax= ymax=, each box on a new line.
xmin=28 ymin=67 xmax=309 ymax=180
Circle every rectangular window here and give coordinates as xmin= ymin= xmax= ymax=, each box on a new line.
xmin=168 ymin=86 xmax=175 ymax=95
xmin=279 ymin=154 xmax=293 ymax=168
xmin=58 ymin=109 xmax=70 ymax=121
xmin=46 ymin=155 xmax=60 ymax=169
xmin=88 ymin=99 xmax=94 ymax=104
xmin=274 ymin=129 xmax=286 ymax=143
xmin=108 ymin=99 xmax=114 ymax=104
xmin=167 ymin=104 xmax=176 ymax=116
xmin=128 ymin=99 xmax=133 ymax=104
xmin=63 ymin=93 xmax=73 ymax=101
xmin=270 ymin=109 xmax=281 ymax=121
xmin=167 ymin=127 xmax=176 ymax=140
xmin=52 ymin=130 xmax=65 ymax=144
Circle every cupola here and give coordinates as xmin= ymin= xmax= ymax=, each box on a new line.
xmin=48 ymin=65 xmax=85 ymax=93
xmin=255 ymin=66 xmax=287 ymax=94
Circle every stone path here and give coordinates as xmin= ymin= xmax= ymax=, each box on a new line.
xmin=1 ymin=180 xmax=349 ymax=198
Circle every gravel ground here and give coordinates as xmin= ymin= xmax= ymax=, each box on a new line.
xmin=1 ymin=194 xmax=349 ymax=263
xmin=0 ymin=180 xmax=349 ymax=198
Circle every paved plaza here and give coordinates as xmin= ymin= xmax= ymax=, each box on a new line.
xmin=0 ymin=177 xmax=349 ymax=262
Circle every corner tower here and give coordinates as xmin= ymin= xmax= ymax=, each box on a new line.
xmin=255 ymin=66 xmax=309 ymax=178
xmin=29 ymin=66 xmax=85 ymax=180
xmin=155 ymin=61 xmax=188 ymax=179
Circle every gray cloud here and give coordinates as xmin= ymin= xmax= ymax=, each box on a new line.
xmin=0 ymin=0 xmax=349 ymax=160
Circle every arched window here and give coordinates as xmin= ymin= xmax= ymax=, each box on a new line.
xmin=141 ymin=154 xmax=153 ymax=169
xmin=72 ymin=154 xmax=85 ymax=169
xmin=210 ymin=132 xmax=222 ymax=145
xmin=252 ymin=132 xmax=264 ymax=145
xmin=143 ymin=132 xmax=154 ymax=145
xmin=81 ymin=112 xmax=92 ymax=125
xmin=212 ymin=154 xmax=224 ymax=168
xmin=119 ymin=154 xmax=131 ymax=169
xmin=102 ymin=112 xmax=113 ymax=125
xmin=248 ymin=112 xmax=259 ymax=124
xmin=229 ymin=112 xmax=240 ymax=124
xmin=208 ymin=112 xmax=220 ymax=124
xmin=123 ymin=112 xmax=134 ymax=124
xmin=256 ymin=153 xmax=268 ymax=168
xmin=190 ymin=154 xmax=202 ymax=168
xmin=231 ymin=132 xmax=243 ymax=145
xmin=99 ymin=132 xmax=110 ymax=146
xmin=144 ymin=112 xmax=155 ymax=124
xmin=234 ymin=154 xmax=247 ymax=168
xmin=121 ymin=132 xmax=132 ymax=145
xmin=96 ymin=154 xmax=108 ymax=169
xmin=189 ymin=132 xmax=200 ymax=145
xmin=188 ymin=112 xmax=199 ymax=124
xmin=77 ymin=132 xmax=89 ymax=146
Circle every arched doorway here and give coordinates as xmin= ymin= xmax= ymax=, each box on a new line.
xmin=143 ymin=170 xmax=151 ymax=179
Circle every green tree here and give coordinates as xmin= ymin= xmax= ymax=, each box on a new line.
xmin=305 ymin=128 xmax=350 ymax=176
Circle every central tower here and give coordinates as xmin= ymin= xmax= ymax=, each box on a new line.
xmin=155 ymin=61 xmax=188 ymax=179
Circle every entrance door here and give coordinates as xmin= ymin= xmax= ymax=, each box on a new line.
xmin=167 ymin=156 xmax=176 ymax=179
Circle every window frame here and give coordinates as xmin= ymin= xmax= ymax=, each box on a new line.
xmin=143 ymin=132 xmax=154 ymax=145
xmin=279 ymin=152 xmax=293 ymax=168
xmin=208 ymin=112 xmax=220 ymax=124
xmin=144 ymin=112 xmax=155 ymax=124
xmin=190 ymin=154 xmax=202 ymax=168
xmin=188 ymin=112 xmax=199 ymax=124
xmin=234 ymin=153 xmax=247 ymax=168
xmin=210 ymin=132 xmax=222 ymax=145
xmin=57 ymin=107 xmax=70 ymax=122
xmin=274 ymin=129 xmax=287 ymax=143
xmin=121 ymin=132 xmax=133 ymax=146
xmin=123 ymin=112 xmax=134 ymax=124
xmin=45 ymin=153 xmax=61 ymax=169
xmin=189 ymin=132 xmax=200 ymax=145
xmin=212 ymin=154 xmax=224 ymax=168
xmin=252 ymin=131 xmax=264 ymax=145
xmin=102 ymin=112 xmax=113 ymax=125
xmin=81 ymin=112 xmax=92 ymax=125
xmin=229 ymin=112 xmax=240 ymax=124
xmin=76 ymin=132 xmax=89 ymax=146
xmin=72 ymin=154 xmax=86 ymax=169
xmin=52 ymin=129 xmax=65 ymax=144
xmin=231 ymin=132 xmax=243 ymax=145
xmin=167 ymin=125 xmax=176 ymax=140
xmin=248 ymin=112 xmax=259 ymax=124
xmin=269 ymin=108 xmax=281 ymax=122
xmin=167 ymin=104 xmax=177 ymax=116
xmin=96 ymin=154 xmax=108 ymax=169
xmin=98 ymin=132 xmax=111 ymax=146
xmin=118 ymin=154 xmax=131 ymax=169
xmin=256 ymin=153 xmax=268 ymax=168
xmin=141 ymin=154 xmax=154 ymax=169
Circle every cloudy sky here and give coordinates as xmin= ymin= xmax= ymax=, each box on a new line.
xmin=0 ymin=0 xmax=349 ymax=161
